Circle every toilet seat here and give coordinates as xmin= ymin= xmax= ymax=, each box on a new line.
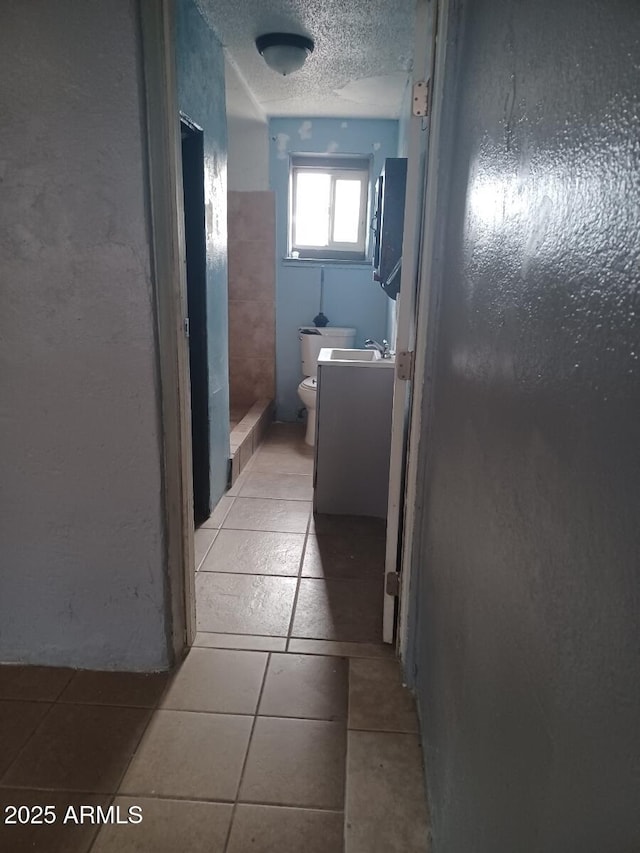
xmin=300 ymin=377 xmax=317 ymax=391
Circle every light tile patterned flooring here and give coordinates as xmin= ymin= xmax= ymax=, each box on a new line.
xmin=0 ymin=423 xmax=430 ymax=852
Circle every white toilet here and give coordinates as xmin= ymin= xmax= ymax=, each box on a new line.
xmin=297 ymin=326 xmax=356 ymax=446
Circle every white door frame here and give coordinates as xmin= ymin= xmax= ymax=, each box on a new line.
xmin=140 ymin=0 xmax=196 ymax=660
xmin=138 ymin=0 xmax=450 ymax=661
xmin=397 ymin=0 xmax=451 ymax=659
xmin=383 ymin=0 xmax=436 ymax=644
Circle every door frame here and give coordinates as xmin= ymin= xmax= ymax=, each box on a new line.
xmin=138 ymin=0 xmax=451 ymax=662
xmin=396 ymin=0 xmax=451 ymax=659
xmin=140 ymin=0 xmax=196 ymax=659
xmin=383 ymin=0 xmax=434 ymax=643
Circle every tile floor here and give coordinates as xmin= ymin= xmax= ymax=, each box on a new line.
xmin=0 ymin=423 xmax=430 ymax=852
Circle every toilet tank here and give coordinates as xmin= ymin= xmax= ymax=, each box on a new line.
xmin=299 ymin=326 xmax=356 ymax=376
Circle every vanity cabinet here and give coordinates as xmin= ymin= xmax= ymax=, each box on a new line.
xmin=313 ymin=357 xmax=394 ymax=518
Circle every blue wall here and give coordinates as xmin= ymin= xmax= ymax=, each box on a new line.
xmin=409 ymin=0 xmax=640 ymax=849
xmin=176 ymin=0 xmax=229 ymax=506
xmin=269 ymin=118 xmax=398 ymax=421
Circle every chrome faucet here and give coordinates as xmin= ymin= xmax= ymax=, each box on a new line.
xmin=364 ymin=338 xmax=391 ymax=358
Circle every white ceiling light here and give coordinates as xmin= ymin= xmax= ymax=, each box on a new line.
xmin=255 ymin=33 xmax=315 ymax=76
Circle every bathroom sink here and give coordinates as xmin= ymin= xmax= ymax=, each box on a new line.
xmin=318 ymin=347 xmax=395 ymax=368
xmin=329 ymin=348 xmax=380 ymax=361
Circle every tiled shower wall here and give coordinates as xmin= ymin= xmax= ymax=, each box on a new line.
xmin=227 ymin=191 xmax=276 ymax=409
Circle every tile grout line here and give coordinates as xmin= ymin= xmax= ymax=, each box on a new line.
xmin=194 ymin=630 xmax=288 ymax=638
xmin=199 ymin=568 xmax=377 ymax=579
xmin=198 ymin=492 xmax=236 ymax=529
xmin=195 ymin=527 xmax=221 ymax=571
xmin=0 ymin=667 xmax=79 ymax=784
xmin=0 ymin=700 xmax=60 ymax=786
xmin=226 ymin=494 xmax=313 ymax=502
xmin=343 ymin=659 xmax=353 ymax=853
xmin=63 ymin=788 xmax=347 ymax=811
xmin=216 ymin=495 xmax=237 ymax=525
xmin=86 ymin=794 xmax=118 ymax=852
xmin=0 ymin=703 xmax=412 ymax=731
xmin=225 ymin=490 xmax=313 ymax=502
xmin=217 ymin=524 xmax=311 ymax=535
xmin=208 ymin=528 xmax=308 ymax=537
xmin=284 ymin=506 xmax=313 ymax=651
xmin=198 ymin=570 xmax=300 ymax=578
xmin=238 ymin=471 xmax=313 ymax=478
xmin=347 ymin=725 xmax=421 ymax=735
xmin=222 ymin=651 xmax=272 ymax=853
xmin=191 ymin=643 xmax=390 ymax=660
xmin=52 ymin=673 xmax=76 ymax=703
xmin=125 ymin=707 xmax=364 ymax=723
xmin=193 ymin=630 xmax=391 ymax=650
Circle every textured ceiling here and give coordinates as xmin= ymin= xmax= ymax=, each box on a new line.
xmin=195 ymin=0 xmax=416 ymax=118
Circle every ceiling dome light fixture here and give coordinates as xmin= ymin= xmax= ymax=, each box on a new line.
xmin=255 ymin=33 xmax=314 ymax=76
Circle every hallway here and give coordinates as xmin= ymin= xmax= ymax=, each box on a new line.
xmin=0 ymin=424 xmax=430 ymax=853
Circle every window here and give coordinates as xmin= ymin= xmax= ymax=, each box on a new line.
xmin=289 ymin=155 xmax=371 ymax=260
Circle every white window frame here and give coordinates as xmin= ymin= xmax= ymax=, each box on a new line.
xmin=289 ymin=157 xmax=371 ymax=261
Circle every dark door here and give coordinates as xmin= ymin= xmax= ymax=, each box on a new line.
xmin=181 ymin=119 xmax=210 ymax=525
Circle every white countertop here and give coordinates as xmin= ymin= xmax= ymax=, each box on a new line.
xmin=317 ymin=347 xmax=396 ymax=369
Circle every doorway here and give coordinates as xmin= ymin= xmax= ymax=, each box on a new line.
xmin=181 ymin=117 xmax=210 ymax=526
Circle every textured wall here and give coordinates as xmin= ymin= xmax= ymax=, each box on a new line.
xmin=0 ymin=1 xmax=170 ymax=669
xmin=409 ymin=0 xmax=640 ymax=850
xmin=228 ymin=191 xmax=276 ymax=409
xmin=269 ymin=117 xmax=398 ymax=421
xmin=176 ymin=0 xmax=230 ymax=506
xmin=225 ymin=59 xmax=269 ymax=191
